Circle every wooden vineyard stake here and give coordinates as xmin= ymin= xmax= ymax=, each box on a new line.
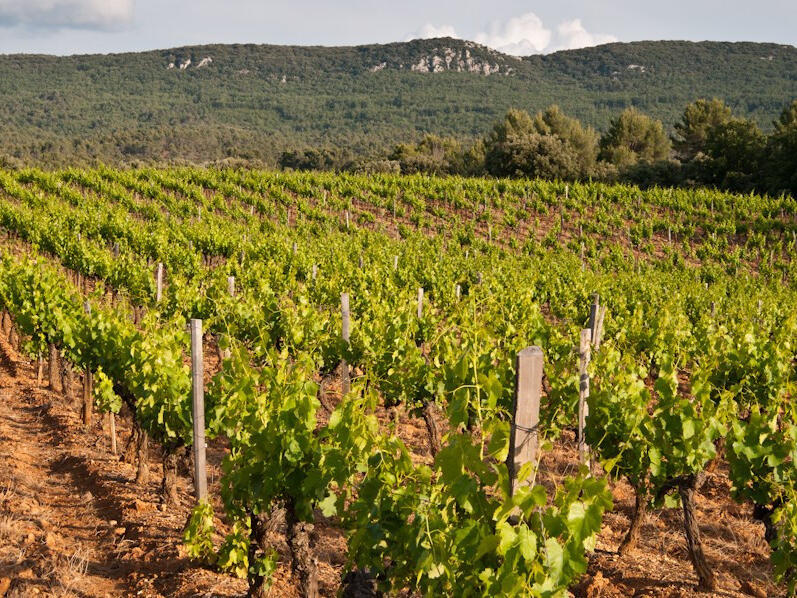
xmin=589 ymin=294 xmax=606 ymax=350
xmin=417 ymin=287 xmax=424 ymax=319
xmin=507 ymin=347 xmax=543 ymax=497
xmin=668 ymin=227 xmax=672 ymax=243
xmin=345 ymin=210 xmax=350 ymax=230
xmin=156 ymin=262 xmax=163 ymax=303
xmin=82 ymin=302 xmax=93 ymax=427
xmin=456 ymin=284 xmax=461 ymax=300
xmin=359 ymin=256 xmax=364 ymax=269
xmin=565 ymin=184 xmax=569 ymax=200
xmin=578 ymin=329 xmax=592 ymax=468
xmin=477 ymin=272 xmax=483 ymax=285
xmin=341 ymin=293 xmax=351 ymax=395
xmin=222 ymin=277 xmax=235 ymax=360
xmin=109 ymin=411 xmax=117 ymax=456
xmin=190 ymin=319 xmax=208 ymax=502
xmin=292 ymin=242 xmax=298 ymax=255
xmin=112 ymin=243 xmax=120 ymax=258
xmin=393 ymin=255 xmax=398 ymax=271
xmin=312 ymin=264 xmax=317 ymax=280
xmin=36 ymin=354 xmax=44 ymax=387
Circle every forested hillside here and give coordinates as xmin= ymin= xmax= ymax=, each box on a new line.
xmin=0 ymin=38 xmax=795 ymax=165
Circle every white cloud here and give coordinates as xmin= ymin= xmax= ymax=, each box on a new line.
xmin=551 ymin=19 xmax=618 ymax=52
xmin=475 ymin=12 xmax=551 ymax=56
xmin=0 ymin=0 xmax=134 ymax=30
xmin=408 ymin=12 xmax=617 ymax=56
xmin=406 ymin=22 xmax=459 ymax=41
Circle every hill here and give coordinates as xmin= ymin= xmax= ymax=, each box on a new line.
xmin=0 ymin=38 xmax=795 ymax=165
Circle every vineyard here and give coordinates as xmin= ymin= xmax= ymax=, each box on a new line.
xmin=0 ymin=166 xmax=795 ymax=597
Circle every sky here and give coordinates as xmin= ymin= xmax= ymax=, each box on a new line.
xmin=0 ymin=0 xmax=795 ymax=56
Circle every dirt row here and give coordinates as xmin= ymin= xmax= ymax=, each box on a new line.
xmin=0 ymin=326 xmax=785 ymax=597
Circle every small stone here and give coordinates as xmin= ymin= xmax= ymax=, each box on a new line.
xmin=0 ymin=577 xmax=11 ymax=597
xmin=108 ymin=520 xmax=118 ymax=526
xmin=45 ymin=532 xmax=59 ymax=550
xmin=114 ymin=527 xmax=126 ymax=536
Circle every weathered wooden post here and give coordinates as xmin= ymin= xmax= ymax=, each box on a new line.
xmin=156 ymin=262 xmax=163 ymax=303
xmin=578 ymin=329 xmax=592 ymax=468
xmin=227 ymin=276 xmax=235 ymax=297
xmin=455 ymin=284 xmax=461 ymax=300
xmin=82 ymin=302 xmax=93 ymax=426
xmin=341 ymin=293 xmax=351 ymax=395
xmin=345 ymin=210 xmax=350 ymax=230
xmin=668 ymin=227 xmax=672 ymax=243
xmin=417 ymin=287 xmax=424 ymax=319
xmin=312 ymin=264 xmax=317 ymax=280
xmin=507 ymin=347 xmax=543 ymax=497
xmin=393 ymin=255 xmax=398 ymax=271
xmin=292 ymin=242 xmax=298 ymax=255
xmin=190 ymin=319 xmax=208 ymax=502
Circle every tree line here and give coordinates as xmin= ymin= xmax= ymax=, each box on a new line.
xmin=281 ymin=98 xmax=797 ymax=197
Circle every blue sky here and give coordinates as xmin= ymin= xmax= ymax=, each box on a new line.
xmin=0 ymin=0 xmax=795 ymax=56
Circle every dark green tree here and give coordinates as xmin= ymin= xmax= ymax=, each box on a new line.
xmin=704 ymin=118 xmax=766 ymax=192
xmin=765 ymin=99 xmax=797 ymax=195
xmin=599 ymin=108 xmax=672 ymax=168
xmin=673 ymin=98 xmax=733 ymax=161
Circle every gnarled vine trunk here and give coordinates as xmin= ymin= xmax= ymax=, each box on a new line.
xmin=422 ymin=401 xmax=441 ymax=457
xmin=619 ymin=486 xmax=647 ymax=555
xmin=48 ymin=344 xmax=60 ymax=391
xmin=679 ymin=473 xmax=716 ymax=591
xmin=161 ymin=446 xmax=180 ymax=506
xmin=61 ymin=360 xmax=75 ymax=405
xmin=246 ymin=509 xmax=273 ymax=598
xmin=135 ymin=423 xmax=150 ymax=485
xmin=285 ymin=501 xmax=319 ymax=598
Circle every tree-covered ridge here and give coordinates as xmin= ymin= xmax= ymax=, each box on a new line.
xmin=0 ymin=39 xmax=795 ymax=166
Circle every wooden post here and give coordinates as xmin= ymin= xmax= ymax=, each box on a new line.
xmin=358 ymin=256 xmax=364 ymax=269
xmin=668 ymin=227 xmax=672 ymax=243
xmin=417 ymin=288 xmax=423 ymax=319
xmin=588 ymin=295 xmax=600 ymax=344
xmin=227 ymin=276 xmax=235 ymax=297
xmin=578 ymin=329 xmax=592 ymax=468
xmin=507 ymin=347 xmax=543 ymax=497
xmin=312 ymin=264 xmax=317 ymax=280
xmin=82 ymin=302 xmax=93 ymax=427
xmin=477 ymin=272 xmax=483 ymax=285
xmin=341 ymin=293 xmax=350 ymax=395
xmin=156 ymin=263 xmax=163 ymax=303
xmin=455 ymin=284 xmax=461 ymax=300
xmin=393 ymin=255 xmax=398 ymax=271
xmin=190 ymin=319 xmax=208 ymax=502
xmin=595 ymin=305 xmax=606 ymax=350
xmin=109 ymin=412 xmax=117 ymax=456
xmin=292 ymin=242 xmax=297 ymax=255
xmin=565 ymin=184 xmax=569 ymax=200
xmin=112 ymin=243 xmax=120 ymax=258
xmin=345 ymin=211 xmax=350 ymax=230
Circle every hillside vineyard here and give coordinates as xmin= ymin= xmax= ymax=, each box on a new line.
xmin=1 ymin=167 xmax=796 ymax=596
